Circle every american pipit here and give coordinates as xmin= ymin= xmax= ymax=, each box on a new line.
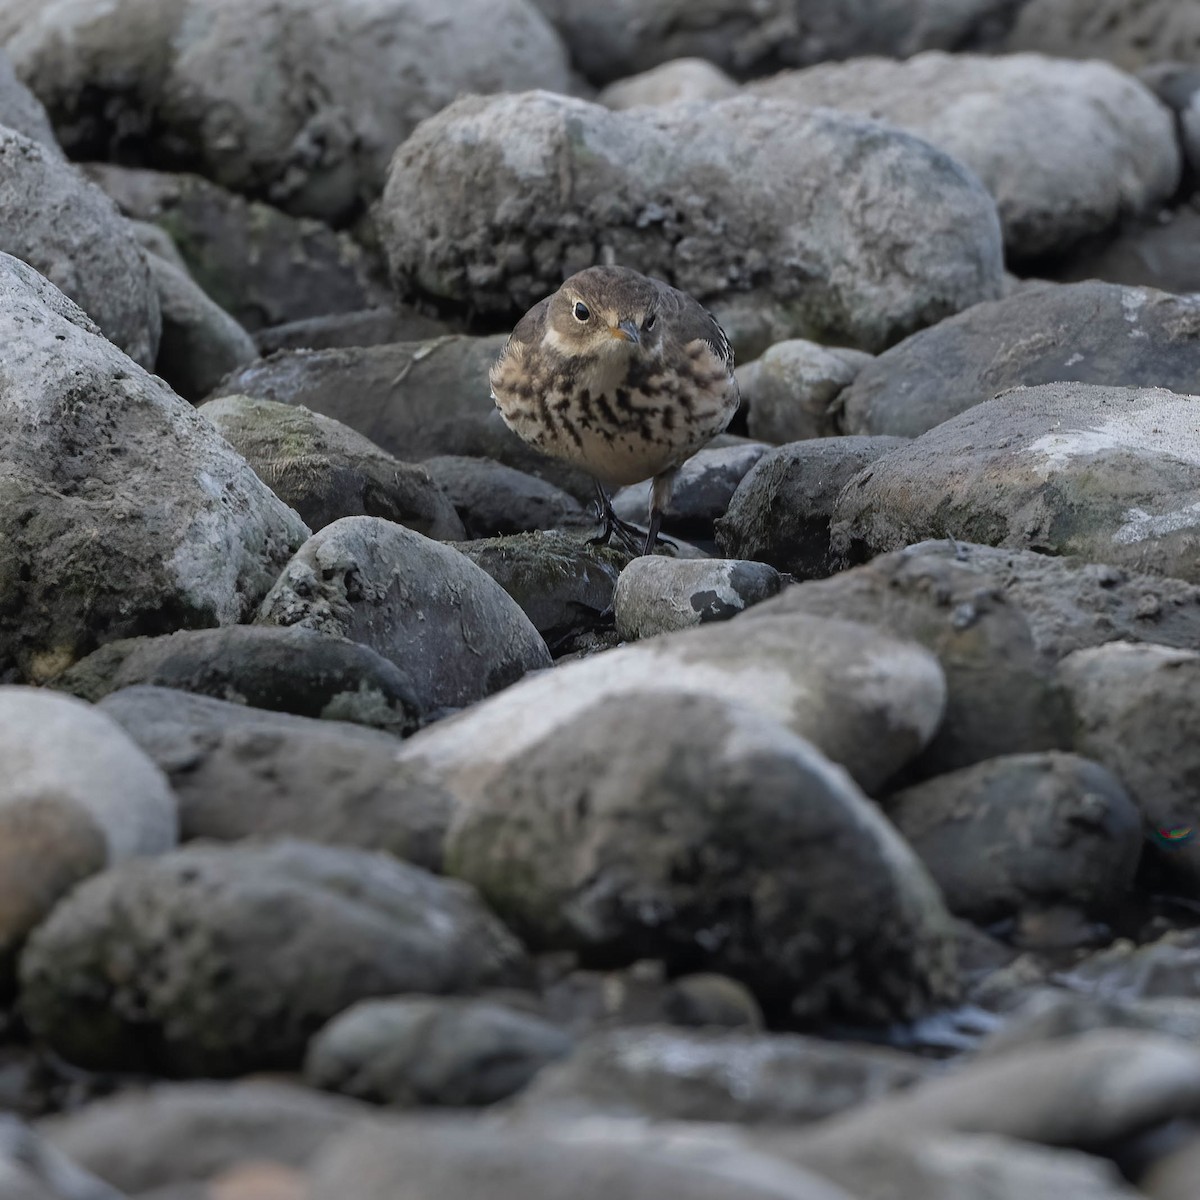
xmin=489 ymin=265 xmax=739 ymax=555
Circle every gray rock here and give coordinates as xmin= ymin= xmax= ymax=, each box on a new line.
xmin=380 ymin=92 xmax=1004 ymax=352
xmin=752 ymin=53 xmax=1179 ymax=259
xmin=599 ymin=58 xmax=739 ymax=109
xmin=145 ymin=253 xmax=256 ymax=402
xmin=308 ymin=1115 xmax=858 ymax=1200
xmin=306 ymin=996 xmax=572 ymax=1107
xmin=0 ymin=1117 xmax=126 ymax=1200
xmin=885 ymin=752 xmax=1142 ymax=923
xmin=840 ymin=282 xmax=1200 ymax=439
xmin=612 ymin=442 xmax=771 ymax=543
xmin=13 ymin=0 xmax=571 ymax=224
xmin=0 ymin=688 xmax=177 ymax=992
xmin=52 ymin=625 xmax=421 ymax=736
xmin=1002 ymin=0 xmax=1200 ymax=70
xmin=19 ymin=839 xmax=528 ymax=1075
xmin=881 ymin=540 xmax=1200 ymax=666
xmin=98 ymin=687 xmax=454 ymax=869
xmin=0 ymin=128 xmax=159 ymax=365
xmin=746 ymin=547 xmax=1070 ymax=777
xmin=456 ymin=532 xmax=626 ymax=654
xmin=422 ymin=456 xmax=584 ymax=538
xmin=1058 ymin=643 xmax=1200 ymax=886
xmin=743 ymin=340 xmax=874 ymax=444
xmin=82 ymin=164 xmax=390 ymax=332
xmin=0 ymin=254 xmax=306 ymax=684
xmin=126 ymin=218 xmax=189 ymax=272
xmin=211 ymin=336 xmax=507 ymax=459
xmin=717 ymin=436 xmax=909 ymax=578
xmin=835 ymin=382 xmax=1200 ymax=583
xmin=513 ymin=1026 xmax=925 ymax=1124
xmin=614 ymin=558 xmax=782 ymax=638
xmin=0 ymin=48 xmax=61 ymax=153
xmin=1143 ymin=1134 xmax=1200 ymax=1200
xmin=532 ymin=0 xmax=1005 ymax=84
xmin=254 ymin=307 xmax=455 ymax=355
xmin=398 ymin=609 xmax=946 ymax=801
xmin=1060 ymin=929 xmax=1200 ymax=1000
xmin=38 ymin=1080 xmax=369 ymax=1195
xmin=446 ymin=692 xmax=958 ymax=1023
xmin=256 ymin=517 xmax=551 ymax=716
xmin=198 ymin=395 xmax=465 ymax=539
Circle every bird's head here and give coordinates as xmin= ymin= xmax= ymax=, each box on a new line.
xmin=542 ymin=265 xmax=665 ymax=361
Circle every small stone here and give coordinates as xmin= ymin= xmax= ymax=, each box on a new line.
xmin=598 ymin=57 xmax=739 ymax=109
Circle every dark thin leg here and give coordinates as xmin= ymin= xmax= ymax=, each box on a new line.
xmin=644 ymin=469 xmax=678 ymax=556
xmin=588 ymin=480 xmax=643 ymax=554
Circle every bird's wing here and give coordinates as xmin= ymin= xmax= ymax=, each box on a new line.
xmin=506 ymin=296 xmax=551 ymax=351
xmin=657 ymin=284 xmax=734 ymax=370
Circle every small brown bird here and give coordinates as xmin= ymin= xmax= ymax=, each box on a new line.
xmin=489 ymin=265 xmax=739 ymax=555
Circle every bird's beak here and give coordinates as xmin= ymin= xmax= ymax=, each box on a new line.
xmin=610 ymin=319 xmax=640 ymax=345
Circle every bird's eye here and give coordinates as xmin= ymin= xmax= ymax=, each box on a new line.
xmin=645 ymin=314 xmax=657 ymax=331
xmin=573 ymin=301 xmax=590 ymax=322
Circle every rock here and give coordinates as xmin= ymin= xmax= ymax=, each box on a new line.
xmin=753 ymin=53 xmax=1179 ymax=260
xmin=0 ymin=47 xmax=61 ymax=153
xmin=256 ymin=517 xmax=551 ymax=716
xmin=98 ymin=687 xmax=454 ymax=869
xmin=52 ymin=625 xmax=421 ymax=736
xmin=306 ymin=996 xmax=572 ymax=1107
xmin=0 ymin=688 xmax=176 ymax=993
xmin=613 ymin=558 xmax=782 ymax=639
xmin=1139 ymin=65 xmax=1200 ymax=181
xmin=211 ymin=336 xmax=507 ymax=459
xmin=531 ymin=0 xmax=1005 ymax=84
xmin=19 ymin=839 xmax=528 ymax=1075
xmin=716 ymin=437 xmax=909 ymax=578
xmin=82 ymin=165 xmax=390 ymax=332
xmin=742 ymin=340 xmax=873 ymax=444
xmin=834 ymin=382 xmax=1200 ymax=584
xmin=456 ymin=533 xmax=625 ymax=654
xmin=1061 ymin=930 xmax=1200 ymax=1000
xmin=446 ymin=692 xmax=958 ymax=1022
xmin=1002 ymin=0 xmax=1200 ymax=70
xmin=1058 ymin=643 xmax=1200 ymax=887
xmin=308 ymin=1116 xmax=858 ymax=1200
xmin=885 ymin=752 xmax=1142 ymax=923
xmin=1141 ymin=1130 xmax=1200 ymax=1200
xmin=598 ymin=58 xmax=739 ymax=108
xmin=145 ymin=253 xmax=256 ymax=402
xmin=13 ymin=0 xmax=571 ymax=224
xmin=380 ymin=92 xmax=1004 ymax=352
xmin=0 ymin=255 xmax=307 ymax=684
xmin=253 ymin=307 xmax=455 ymax=355
xmin=792 ymin=1031 xmax=1200 ymax=1156
xmin=513 ymin=1026 xmax=925 ymax=1124
xmin=0 ymin=128 xmax=159 ymax=365
xmin=745 ymin=547 xmax=1070 ymax=777
xmin=422 ymin=456 xmax=585 ymax=538
xmin=39 ymin=1081 xmax=368 ymax=1195
xmin=0 ymin=1117 xmax=127 ymax=1200
xmin=840 ymin=282 xmax=1200 ymax=439
xmin=127 ymin=218 xmax=189 ymax=272
xmin=1050 ymin=206 xmax=1200 ymax=295
xmin=399 ymin=608 xmax=946 ymax=801
xmin=198 ymin=395 xmax=465 ymax=538
xmin=612 ymin=442 xmax=771 ymax=543
xmin=881 ymin=540 xmax=1200 ymax=666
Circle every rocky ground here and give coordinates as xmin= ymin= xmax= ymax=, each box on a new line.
xmin=3 ymin=1 xmax=1200 ymax=1198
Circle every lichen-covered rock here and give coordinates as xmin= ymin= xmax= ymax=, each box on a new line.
xmin=256 ymin=517 xmax=551 ymax=716
xmin=19 ymin=840 xmax=528 ymax=1075
xmin=52 ymin=625 xmax=421 ymax=736
xmin=99 ymin=687 xmax=454 ymax=869
xmin=840 ymin=283 xmax=1200 ymax=439
xmin=446 ymin=692 xmax=958 ymax=1022
xmin=835 ymin=383 xmax=1200 ymax=583
xmin=198 ymin=395 xmax=465 ymax=538
xmin=12 ymin=0 xmax=571 ymax=223
xmin=380 ymin=92 xmax=1004 ymax=352
xmin=83 ymin=164 xmax=391 ymax=332
xmin=752 ymin=53 xmax=1179 ymax=259
xmin=0 ymin=254 xmax=307 ymax=684
xmin=0 ymin=128 xmax=159 ymax=365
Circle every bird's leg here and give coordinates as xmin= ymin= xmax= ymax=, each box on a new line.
xmin=644 ymin=469 xmax=678 ymax=556
xmin=588 ymin=480 xmax=643 ymax=554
